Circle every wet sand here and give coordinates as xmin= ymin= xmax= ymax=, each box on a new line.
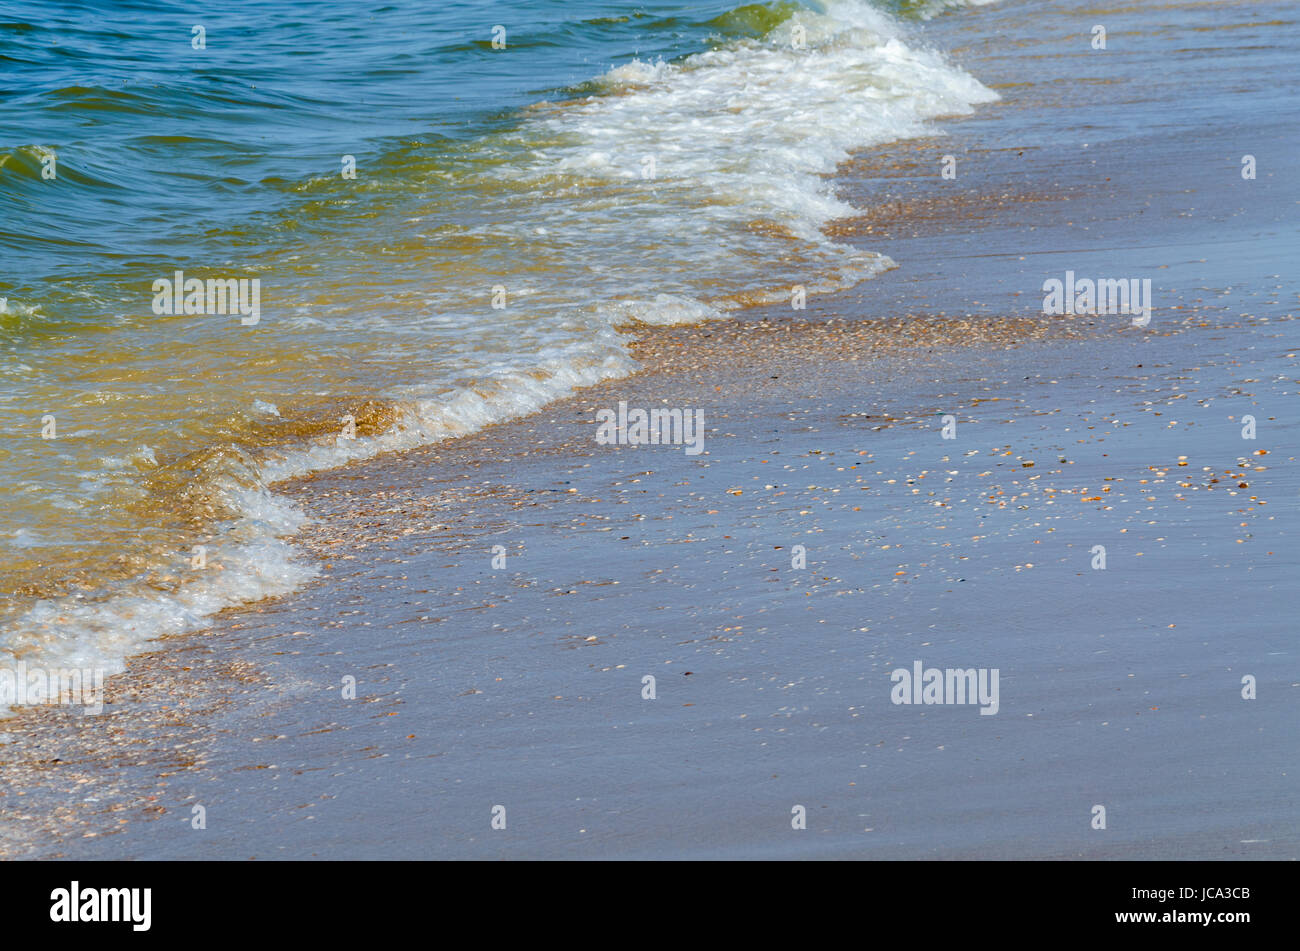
xmin=2 ymin=0 xmax=1297 ymax=859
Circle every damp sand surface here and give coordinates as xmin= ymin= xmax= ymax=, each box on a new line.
xmin=2 ymin=302 xmax=1295 ymax=859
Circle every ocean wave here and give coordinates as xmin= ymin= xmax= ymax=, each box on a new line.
xmin=516 ymin=0 xmax=992 ymax=309
xmin=0 ymin=0 xmax=1000 ymax=712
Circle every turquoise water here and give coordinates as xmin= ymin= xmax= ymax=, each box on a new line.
xmin=0 ymin=0 xmax=998 ymax=679
xmin=3 ymin=0 xmax=969 ymax=287
xmin=4 ymin=2 xmax=762 ymax=279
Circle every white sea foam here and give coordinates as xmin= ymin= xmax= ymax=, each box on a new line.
xmin=515 ymin=0 xmax=996 ymax=300
xmin=600 ymin=295 xmax=725 ymax=326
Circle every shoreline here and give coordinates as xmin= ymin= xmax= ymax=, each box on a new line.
xmin=2 ymin=0 xmax=1297 ymax=859
xmin=3 ymin=293 xmax=1292 ymax=858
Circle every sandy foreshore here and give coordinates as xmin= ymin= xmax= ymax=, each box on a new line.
xmin=2 ymin=0 xmax=1296 ymax=859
